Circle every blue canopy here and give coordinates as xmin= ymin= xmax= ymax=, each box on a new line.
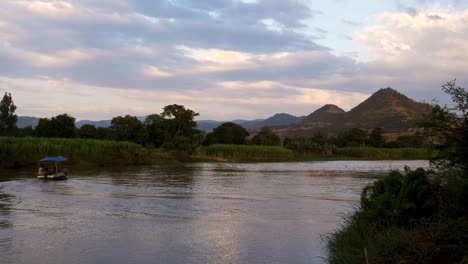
xmin=39 ymin=156 xmax=68 ymax=162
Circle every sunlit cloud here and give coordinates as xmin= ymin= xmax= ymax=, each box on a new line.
xmin=142 ymin=66 xmax=173 ymax=78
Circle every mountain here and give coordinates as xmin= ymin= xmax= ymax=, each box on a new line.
xmin=75 ymin=119 xmax=112 ymax=128
xmin=15 ymin=88 xmax=429 ymax=134
xmin=196 ymin=120 xmax=223 ymax=132
xmin=257 ymin=113 xmax=304 ymax=128
xmin=302 ymin=104 xmax=345 ymax=124
xmin=292 ymin=88 xmax=432 ymax=136
xmin=344 ymin=88 xmax=432 ymax=129
xmin=17 ymin=116 xmax=40 ymax=128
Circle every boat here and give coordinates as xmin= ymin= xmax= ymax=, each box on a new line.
xmin=37 ymin=156 xmax=69 ymax=181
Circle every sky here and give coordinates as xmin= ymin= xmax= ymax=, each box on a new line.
xmin=1 ymin=0 xmax=468 ymax=121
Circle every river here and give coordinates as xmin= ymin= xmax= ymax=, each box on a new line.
xmin=0 ymin=160 xmax=429 ymax=264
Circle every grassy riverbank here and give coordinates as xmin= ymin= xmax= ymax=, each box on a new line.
xmin=196 ymin=145 xmax=432 ymax=162
xmin=0 ymin=137 xmax=156 ymax=168
xmin=196 ymin=144 xmax=294 ymax=162
xmin=0 ymin=137 xmax=433 ymax=169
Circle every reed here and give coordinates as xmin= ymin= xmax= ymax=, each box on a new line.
xmin=0 ymin=137 xmax=152 ymax=168
xmin=199 ymin=144 xmax=294 ymax=161
xmin=334 ymin=147 xmax=432 ymax=160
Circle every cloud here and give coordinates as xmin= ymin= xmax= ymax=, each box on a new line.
xmin=142 ymin=66 xmax=173 ymax=78
xmin=1 ymin=1 xmax=468 ymax=120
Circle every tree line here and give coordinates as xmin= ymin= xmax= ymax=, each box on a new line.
xmin=1 ymin=91 xmax=429 ymax=152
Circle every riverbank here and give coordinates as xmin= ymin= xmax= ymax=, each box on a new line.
xmin=0 ymin=137 xmax=162 ymax=168
xmin=0 ymin=137 xmax=434 ymax=169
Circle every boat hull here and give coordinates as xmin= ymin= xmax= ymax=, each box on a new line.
xmin=37 ymin=172 xmax=68 ymax=181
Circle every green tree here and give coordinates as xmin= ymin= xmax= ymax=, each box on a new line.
xmin=78 ymin=124 xmax=97 ymax=138
xmin=144 ymin=114 xmax=166 ymax=147
xmin=369 ymin=127 xmax=384 ymax=147
xmin=0 ymin=92 xmax=18 ymax=135
xmin=336 ymin=128 xmax=368 ymax=147
xmin=424 ymin=80 xmax=468 ymax=174
xmin=34 ymin=114 xmax=76 ymax=138
xmin=203 ymin=122 xmax=249 ymax=145
xmin=110 ymin=115 xmax=147 ymax=144
xmin=250 ymin=127 xmax=281 ymax=146
xmin=156 ymin=104 xmax=202 ymax=152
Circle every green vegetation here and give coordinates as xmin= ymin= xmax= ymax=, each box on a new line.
xmin=326 ymin=80 xmax=468 ymax=263
xmin=203 ymin=122 xmax=249 ymax=145
xmin=0 ymin=137 xmax=153 ymax=168
xmin=199 ymin=144 xmax=294 ymax=161
xmin=0 ymin=92 xmax=18 ymax=135
xmin=35 ymin=114 xmax=76 ymax=138
xmin=250 ymin=127 xmax=281 ymax=146
xmin=334 ymin=147 xmax=431 ymax=160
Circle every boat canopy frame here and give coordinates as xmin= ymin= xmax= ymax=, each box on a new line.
xmin=39 ymin=156 xmax=68 ymax=162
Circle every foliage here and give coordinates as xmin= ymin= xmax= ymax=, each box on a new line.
xmin=423 ymin=80 xmax=468 ymax=174
xmin=77 ymin=124 xmax=97 ymax=139
xmin=200 ymin=144 xmax=293 ymax=161
xmin=284 ymin=137 xmax=335 ymax=156
xmin=335 ymin=128 xmax=368 ymax=147
xmin=326 ymin=168 xmax=468 ymax=264
xmin=35 ymin=114 xmax=76 ymax=138
xmin=0 ymin=137 xmax=151 ymax=168
xmin=110 ymin=115 xmax=147 ymax=144
xmin=368 ymin=128 xmax=384 ymax=147
xmin=145 ymin=104 xmax=202 ymax=152
xmin=250 ymin=127 xmax=281 ymax=146
xmin=326 ymin=81 xmax=468 ymax=263
xmin=203 ymin=122 xmax=249 ymax=145
xmin=384 ymin=132 xmax=429 ymax=148
xmin=334 ymin=147 xmax=431 ymax=160
xmin=0 ymin=92 xmax=18 ymax=135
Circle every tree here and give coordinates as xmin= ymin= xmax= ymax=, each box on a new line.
xmin=369 ymin=127 xmax=384 ymax=147
xmin=78 ymin=124 xmax=97 ymax=139
xmin=203 ymin=122 xmax=249 ymax=145
xmin=35 ymin=114 xmax=76 ymax=138
xmin=109 ymin=115 xmax=147 ymax=144
xmin=335 ymin=128 xmax=368 ymax=147
xmin=250 ymin=127 xmax=281 ymax=146
xmin=424 ymin=80 xmax=468 ymax=174
xmin=154 ymin=104 xmax=202 ymax=152
xmin=0 ymin=92 xmax=18 ymax=135
xmin=144 ymin=114 xmax=166 ymax=147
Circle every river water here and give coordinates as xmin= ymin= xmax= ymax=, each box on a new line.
xmin=0 ymin=160 xmax=429 ymax=264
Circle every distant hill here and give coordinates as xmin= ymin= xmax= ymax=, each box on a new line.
xmin=75 ymin=119 xmax=112 ymax=128
xmin=275 ymin=88 xmax=433 ymax=137
xmin=196 ymin=120 xmax=224 ymax=132
xmin=16 ymin=88 xmax=429 ymax=135
xmin=196 ymin=114 xmax=303 ymax=132
xmin=302 ymin=104 xmax=345 ymax=124
xmin=17 ymin=116 xmax=39 ymax=128
xmin=344 ymin=88 xmax=432 ymax=129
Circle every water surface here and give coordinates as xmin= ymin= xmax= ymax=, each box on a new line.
xmin=0 ymin=160 xmax=429 ymax=264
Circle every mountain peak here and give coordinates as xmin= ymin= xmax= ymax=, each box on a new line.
xmin=320 ymin=104 xmax=345 ymax=113
xmin=302 ymin=104 xmax=345 ymax=124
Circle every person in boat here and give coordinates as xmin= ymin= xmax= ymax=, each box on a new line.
xmin=38 ymin=165 xmax=45 ymax=176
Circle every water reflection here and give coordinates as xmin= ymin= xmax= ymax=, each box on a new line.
xmin=0 ymin=160 xmax=429 ymax=264
xmin=0 ymin=187 xmax=13 ymax=228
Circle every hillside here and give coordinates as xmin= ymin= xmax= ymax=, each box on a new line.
xmin=345 ymin=88 xmax=432 ymax=129
xmin=275 ymin=88 xmax=433 ymax=137
xmin=302 ymin=104 xmax=345 ymax=125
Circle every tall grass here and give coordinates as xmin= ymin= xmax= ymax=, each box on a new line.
xmin=0 ymin=137 xmax=152 ymax=168
xmin=199 ymin=144 xmax=294 ymax=161
xmin=334 ymin=147 xmax=432 ymax=160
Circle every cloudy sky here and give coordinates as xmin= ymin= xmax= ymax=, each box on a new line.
xmin=1 ymin=0 xmax=467 ymax=121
